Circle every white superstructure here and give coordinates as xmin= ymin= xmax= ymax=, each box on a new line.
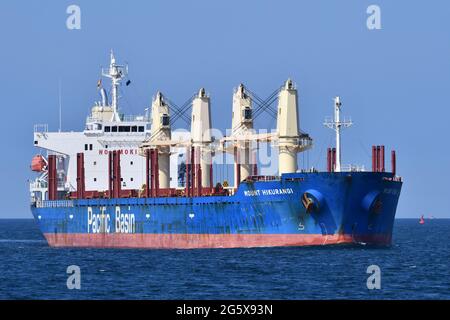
xmin=31 ymin=53 xmax=152 ymax=200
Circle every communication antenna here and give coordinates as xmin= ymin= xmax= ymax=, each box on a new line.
xmin=58 ymin=79 xmax=62 ymax=132
xmin=101 ymin=50 xmax=128 ymax=121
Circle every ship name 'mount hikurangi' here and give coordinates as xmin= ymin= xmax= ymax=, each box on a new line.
xmin=30 ymin=52 xmax=402 ymax=248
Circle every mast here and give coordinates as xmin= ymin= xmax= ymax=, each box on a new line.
xmin=324 ymin=96 xmax=352 ymax=172
xmin=101 ymin=50 xmax=127 ymax=122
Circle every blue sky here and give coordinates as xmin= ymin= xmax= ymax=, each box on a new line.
xmin=0 ymin=0 xmax=448 ymax=218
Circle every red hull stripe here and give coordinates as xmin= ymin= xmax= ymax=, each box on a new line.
xmin=43 ymin=233 xmax=391 ymax=249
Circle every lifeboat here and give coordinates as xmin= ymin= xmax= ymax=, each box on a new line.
xmin=31 ymin=155 xmax=46 ymax=172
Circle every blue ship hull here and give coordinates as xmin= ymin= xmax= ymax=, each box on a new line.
xmin=31 ymin=172 xmax=402 ymax=248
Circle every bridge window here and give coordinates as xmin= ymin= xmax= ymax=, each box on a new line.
xmin=119 ymin=126 xmax=131 ymax=132
xmin=112 ymin=126 xmax=118 ymax=132
xmin=104 ymin=126 xmax=111 ymax=132
xmin=131 ymin=126 xmax=137 ymax=132
xmin=138 ymin=126 xmax=145 ymax=132
xmin=89 ymin=144 xmax=93 ymax=151
xmin=84 ymin=144 xmax=88 ymax=151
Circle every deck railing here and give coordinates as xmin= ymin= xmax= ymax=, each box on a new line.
xmin=33 ymin=124 xmax=48 ymax=133
xmin=36 ymin=200 xmax=74 ymax=208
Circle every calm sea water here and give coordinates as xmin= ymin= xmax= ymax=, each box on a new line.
xmin=0 ymin=219 xmax=448 ymax=300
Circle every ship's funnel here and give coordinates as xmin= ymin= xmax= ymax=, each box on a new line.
xmin=150 ymin=91 xmax=171 ymax=188
xmin=277 ymin=79 xmax=300 ymax=174
xmin=191 ymin=88 xmax=212 ymax=187
xmin=231 ymin=83 xmax=254 ymax=183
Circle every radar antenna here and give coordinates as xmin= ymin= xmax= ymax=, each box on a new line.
xmin=101 ymin=50 xmax=128 ymax=121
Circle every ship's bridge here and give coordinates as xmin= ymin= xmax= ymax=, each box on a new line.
xmin=84 ymin=112 xmax=151 ymax=136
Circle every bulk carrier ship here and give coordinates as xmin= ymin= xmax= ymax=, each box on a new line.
xmin=30 ymin=52 xmax=402 ymax=248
